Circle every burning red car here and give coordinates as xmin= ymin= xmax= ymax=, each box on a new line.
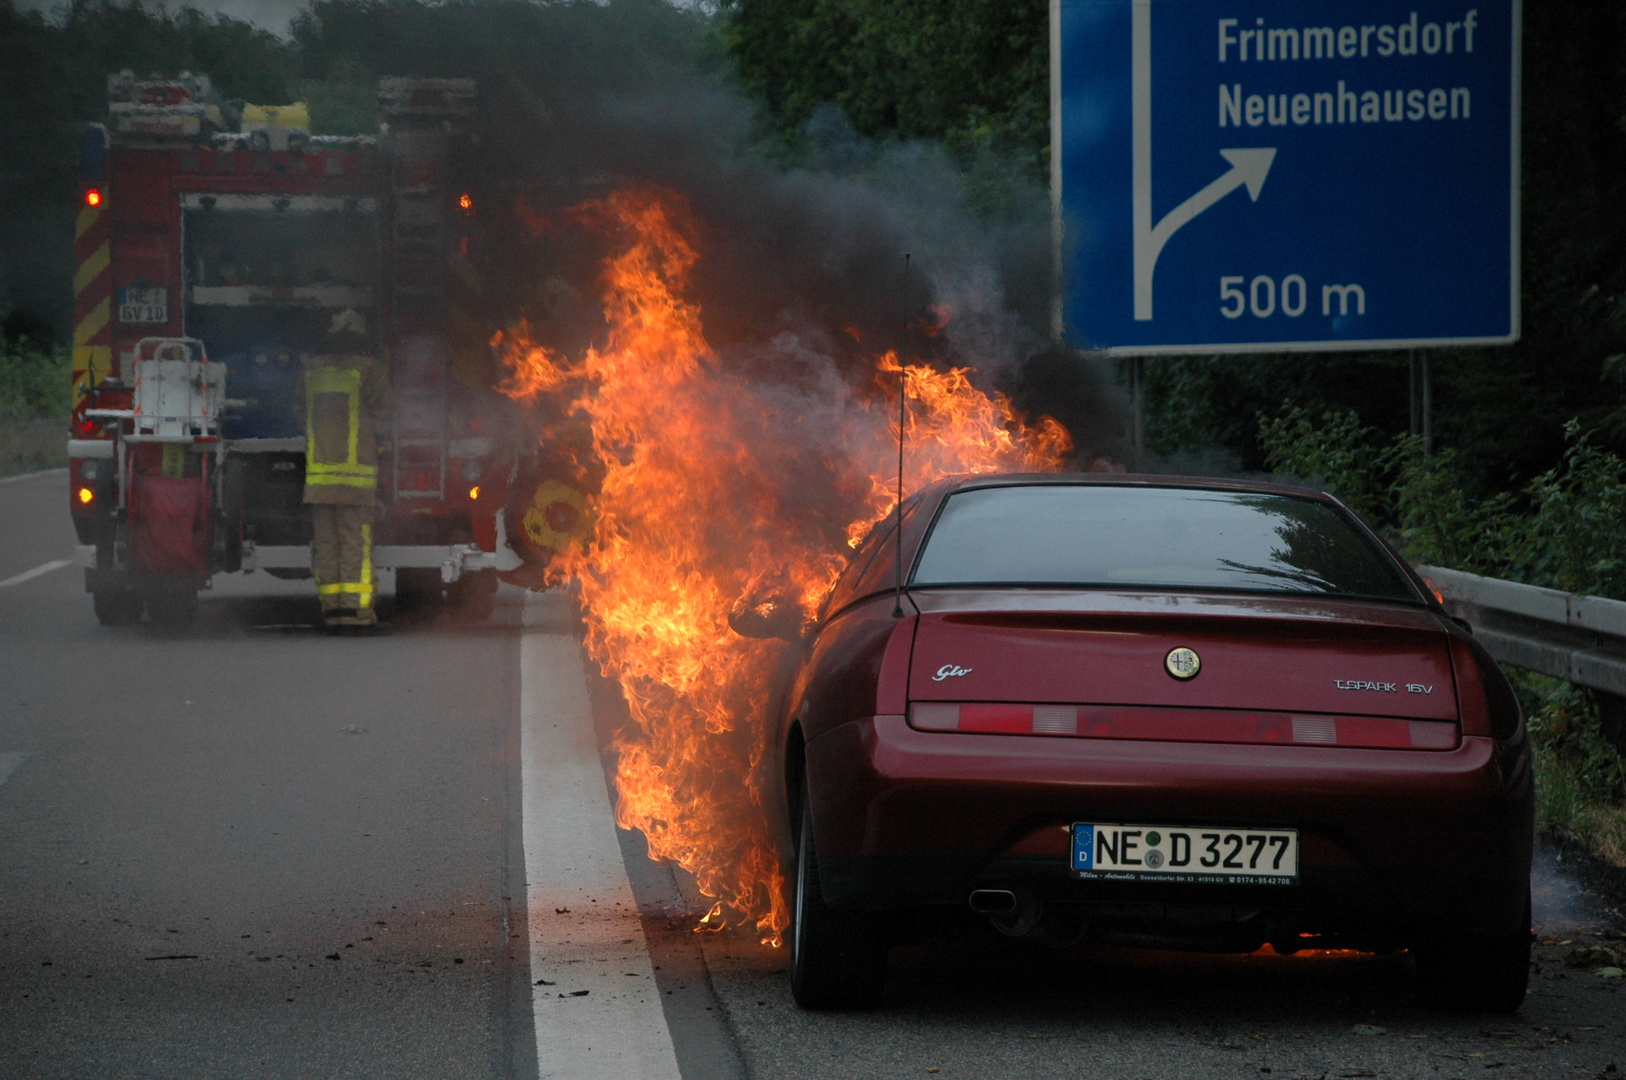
xmin=755 ymin=475 xmax=1532 ymax=1012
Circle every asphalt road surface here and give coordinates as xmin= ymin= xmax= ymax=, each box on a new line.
xmin=6 ymin=465 xmax=1626 ymax=1080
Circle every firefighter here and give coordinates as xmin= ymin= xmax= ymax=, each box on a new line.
xmin=301 ymin=309 xmax=388 ymax=628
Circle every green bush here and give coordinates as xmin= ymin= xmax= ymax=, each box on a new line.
xmin=1259 ymin=405 xmax=1626 ymax=596
xmin=0 ymin=343 xmax=70 ymax=422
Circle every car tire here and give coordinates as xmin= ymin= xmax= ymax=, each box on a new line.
xmin=789 ymin=784 xmax=887 ymax=1010
xmin=394 ymin=568 xmax=444 ymax=618
xmin=92 ymin=589 xmax=144 ymax=627
xmin=1414 ymin=893 xmax=1532 ymax=1013
xmin=145 ymin=586 xmax=198 ymax=629
xmin=447 ymin=570 xmax=497 ymax=624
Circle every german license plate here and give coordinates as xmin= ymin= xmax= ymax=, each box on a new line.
xmin=1072 ymin=823 xmax=1298 ymax=885
xmin=117 ymin=287 xmax=167 ymax=324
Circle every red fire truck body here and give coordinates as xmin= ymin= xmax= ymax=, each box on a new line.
xmin=68 ymin=74 xmax=530 ymax=625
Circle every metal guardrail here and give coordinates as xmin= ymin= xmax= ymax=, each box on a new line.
xmin=1417 ymin=564 xmax=1626 ymax=698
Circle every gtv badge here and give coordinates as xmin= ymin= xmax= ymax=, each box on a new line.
xmin=1165 ymin=647 xmax=1201 ymax=681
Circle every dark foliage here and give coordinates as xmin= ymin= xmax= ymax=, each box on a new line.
xmin=722 ymin=0 xmax=1047 ymax=177
xmin=292 ymin=0 xmax=718 ymax=89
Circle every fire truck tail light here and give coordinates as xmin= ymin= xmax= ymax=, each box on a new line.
xmin=468 ymin=486 xmax=480 ymax=501
xmin=77 ymin=487 xmax=94 ymax=505
xmin=84 ymin=188 xmax=103 ymax=207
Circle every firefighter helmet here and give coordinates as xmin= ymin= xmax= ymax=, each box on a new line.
xmin=328 ymin=308 xmax=367 ymax=336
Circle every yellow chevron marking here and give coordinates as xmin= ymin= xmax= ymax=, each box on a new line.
xmin=74 ymin=296 xmax=110 ymax=346
xmin=76 ymin=204 xmax=103 ymax=239
xmin=74 ymin=243 xmax=110 ymax=297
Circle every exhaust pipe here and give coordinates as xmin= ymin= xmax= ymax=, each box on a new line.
xmin=967 ymin=888 xmax=1019 ymax=916
xmin=970 ymin=887 xmax=1083 ymax=946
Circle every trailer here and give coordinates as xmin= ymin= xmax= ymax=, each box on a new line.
xmin=66 ymin=72 xmax=559 ymax=626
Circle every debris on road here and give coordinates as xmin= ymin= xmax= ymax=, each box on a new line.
xmin=1569 ymin=946 xmax=1626 ymax=969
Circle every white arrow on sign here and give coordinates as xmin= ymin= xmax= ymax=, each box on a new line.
xmin=1132 ymin=0 xmax=1276 ymax=322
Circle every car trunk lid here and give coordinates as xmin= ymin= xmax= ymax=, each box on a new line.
xmin=906 ymin=591 xmax=1457 ymax=730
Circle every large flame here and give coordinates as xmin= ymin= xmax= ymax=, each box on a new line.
xmin=498 ymin=185 xmax=1071 ymax=942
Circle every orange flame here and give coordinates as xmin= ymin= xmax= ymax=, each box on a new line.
xmin=499 ymin=185 xmax=1071 ymax=943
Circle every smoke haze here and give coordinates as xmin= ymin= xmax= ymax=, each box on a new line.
xmin=443 ymin=9 xmax=1121 ymax=454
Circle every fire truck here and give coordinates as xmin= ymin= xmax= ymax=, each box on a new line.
xmin=67 ymin=72 xmax=568 ymax=626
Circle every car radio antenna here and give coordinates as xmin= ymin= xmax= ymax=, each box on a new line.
xmin=893 ymin=253 xmax=910 ymax=619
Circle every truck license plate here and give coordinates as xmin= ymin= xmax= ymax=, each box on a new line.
xmin=1072 ymin=823 xmax=1298 ymax=885
xmin=117 ymin=287 xmax=168 ymax=324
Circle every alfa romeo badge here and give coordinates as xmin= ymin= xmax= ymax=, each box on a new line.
xmin=1165 ymin=647 xmax=1201 ymax=680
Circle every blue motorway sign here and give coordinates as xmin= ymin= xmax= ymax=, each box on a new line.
xmin=1055 ymin=0 xmax=1520 ymax=354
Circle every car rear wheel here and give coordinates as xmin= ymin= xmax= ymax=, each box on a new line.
xmin=394 ymin=568 xmax=444 ymax=618
xmin=789 ymin=784 xmax=887 ymax=1010
xmin=1413 ymin=893 xmax=1531 ymax=1013
xmin=92 ymin=589 xmax=143 ymax=627
xmin=447 ymin=569 xmax=497 ymax=624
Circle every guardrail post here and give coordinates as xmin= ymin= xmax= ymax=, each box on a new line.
xmin=1595 ymin=693 xmax=1626 ymax=755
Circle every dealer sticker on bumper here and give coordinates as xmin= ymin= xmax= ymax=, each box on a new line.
xmin=1072 ymin=823 xmax=1298 ymax=885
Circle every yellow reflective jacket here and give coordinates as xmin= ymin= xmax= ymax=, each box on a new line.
xmin=299 ymin=353 xmax=388 ymax=506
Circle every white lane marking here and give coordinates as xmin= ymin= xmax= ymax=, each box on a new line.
xmin=0 ymin=559 xmax=71 ymax=588
xmin=0 ymin=467 xmax=68 ymax=488
xmin=522 ymin=592 xmax=682 ymax=1080
xmin=0 ymin=753 xmax=33 ymax=791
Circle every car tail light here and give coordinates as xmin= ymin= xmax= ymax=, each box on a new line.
xmin=1449 ymin=634 xmax=1522 ymax=741
xmin=908 ymin=702 xmax=1459 ymax=750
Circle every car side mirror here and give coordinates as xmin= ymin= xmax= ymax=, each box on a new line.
xmin=728 ymin=592 xmax=805 ymax=642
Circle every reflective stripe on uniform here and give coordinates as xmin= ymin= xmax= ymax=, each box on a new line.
xmin=360 ymin=522 xmax=372 ymax=607
xmin=306 ymin=463 xmax=377 ymax=486
xmin=306 ymin=462 xmax=375 ymax=473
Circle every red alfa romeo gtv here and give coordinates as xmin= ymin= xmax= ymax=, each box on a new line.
xmin=752 ymin=476 xmax=1532 ymax=1013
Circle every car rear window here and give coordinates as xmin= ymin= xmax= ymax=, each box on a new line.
xmin=911 ymin=485 xmax=1419 ymax=601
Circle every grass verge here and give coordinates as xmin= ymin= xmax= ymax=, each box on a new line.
xmin=1518 ymin=671 xmax=1626 ymax=866
xmin=0 ymin=417 xmax=66 ymax=477
xmin=1 ymin=344 xmax=70 ymax=477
